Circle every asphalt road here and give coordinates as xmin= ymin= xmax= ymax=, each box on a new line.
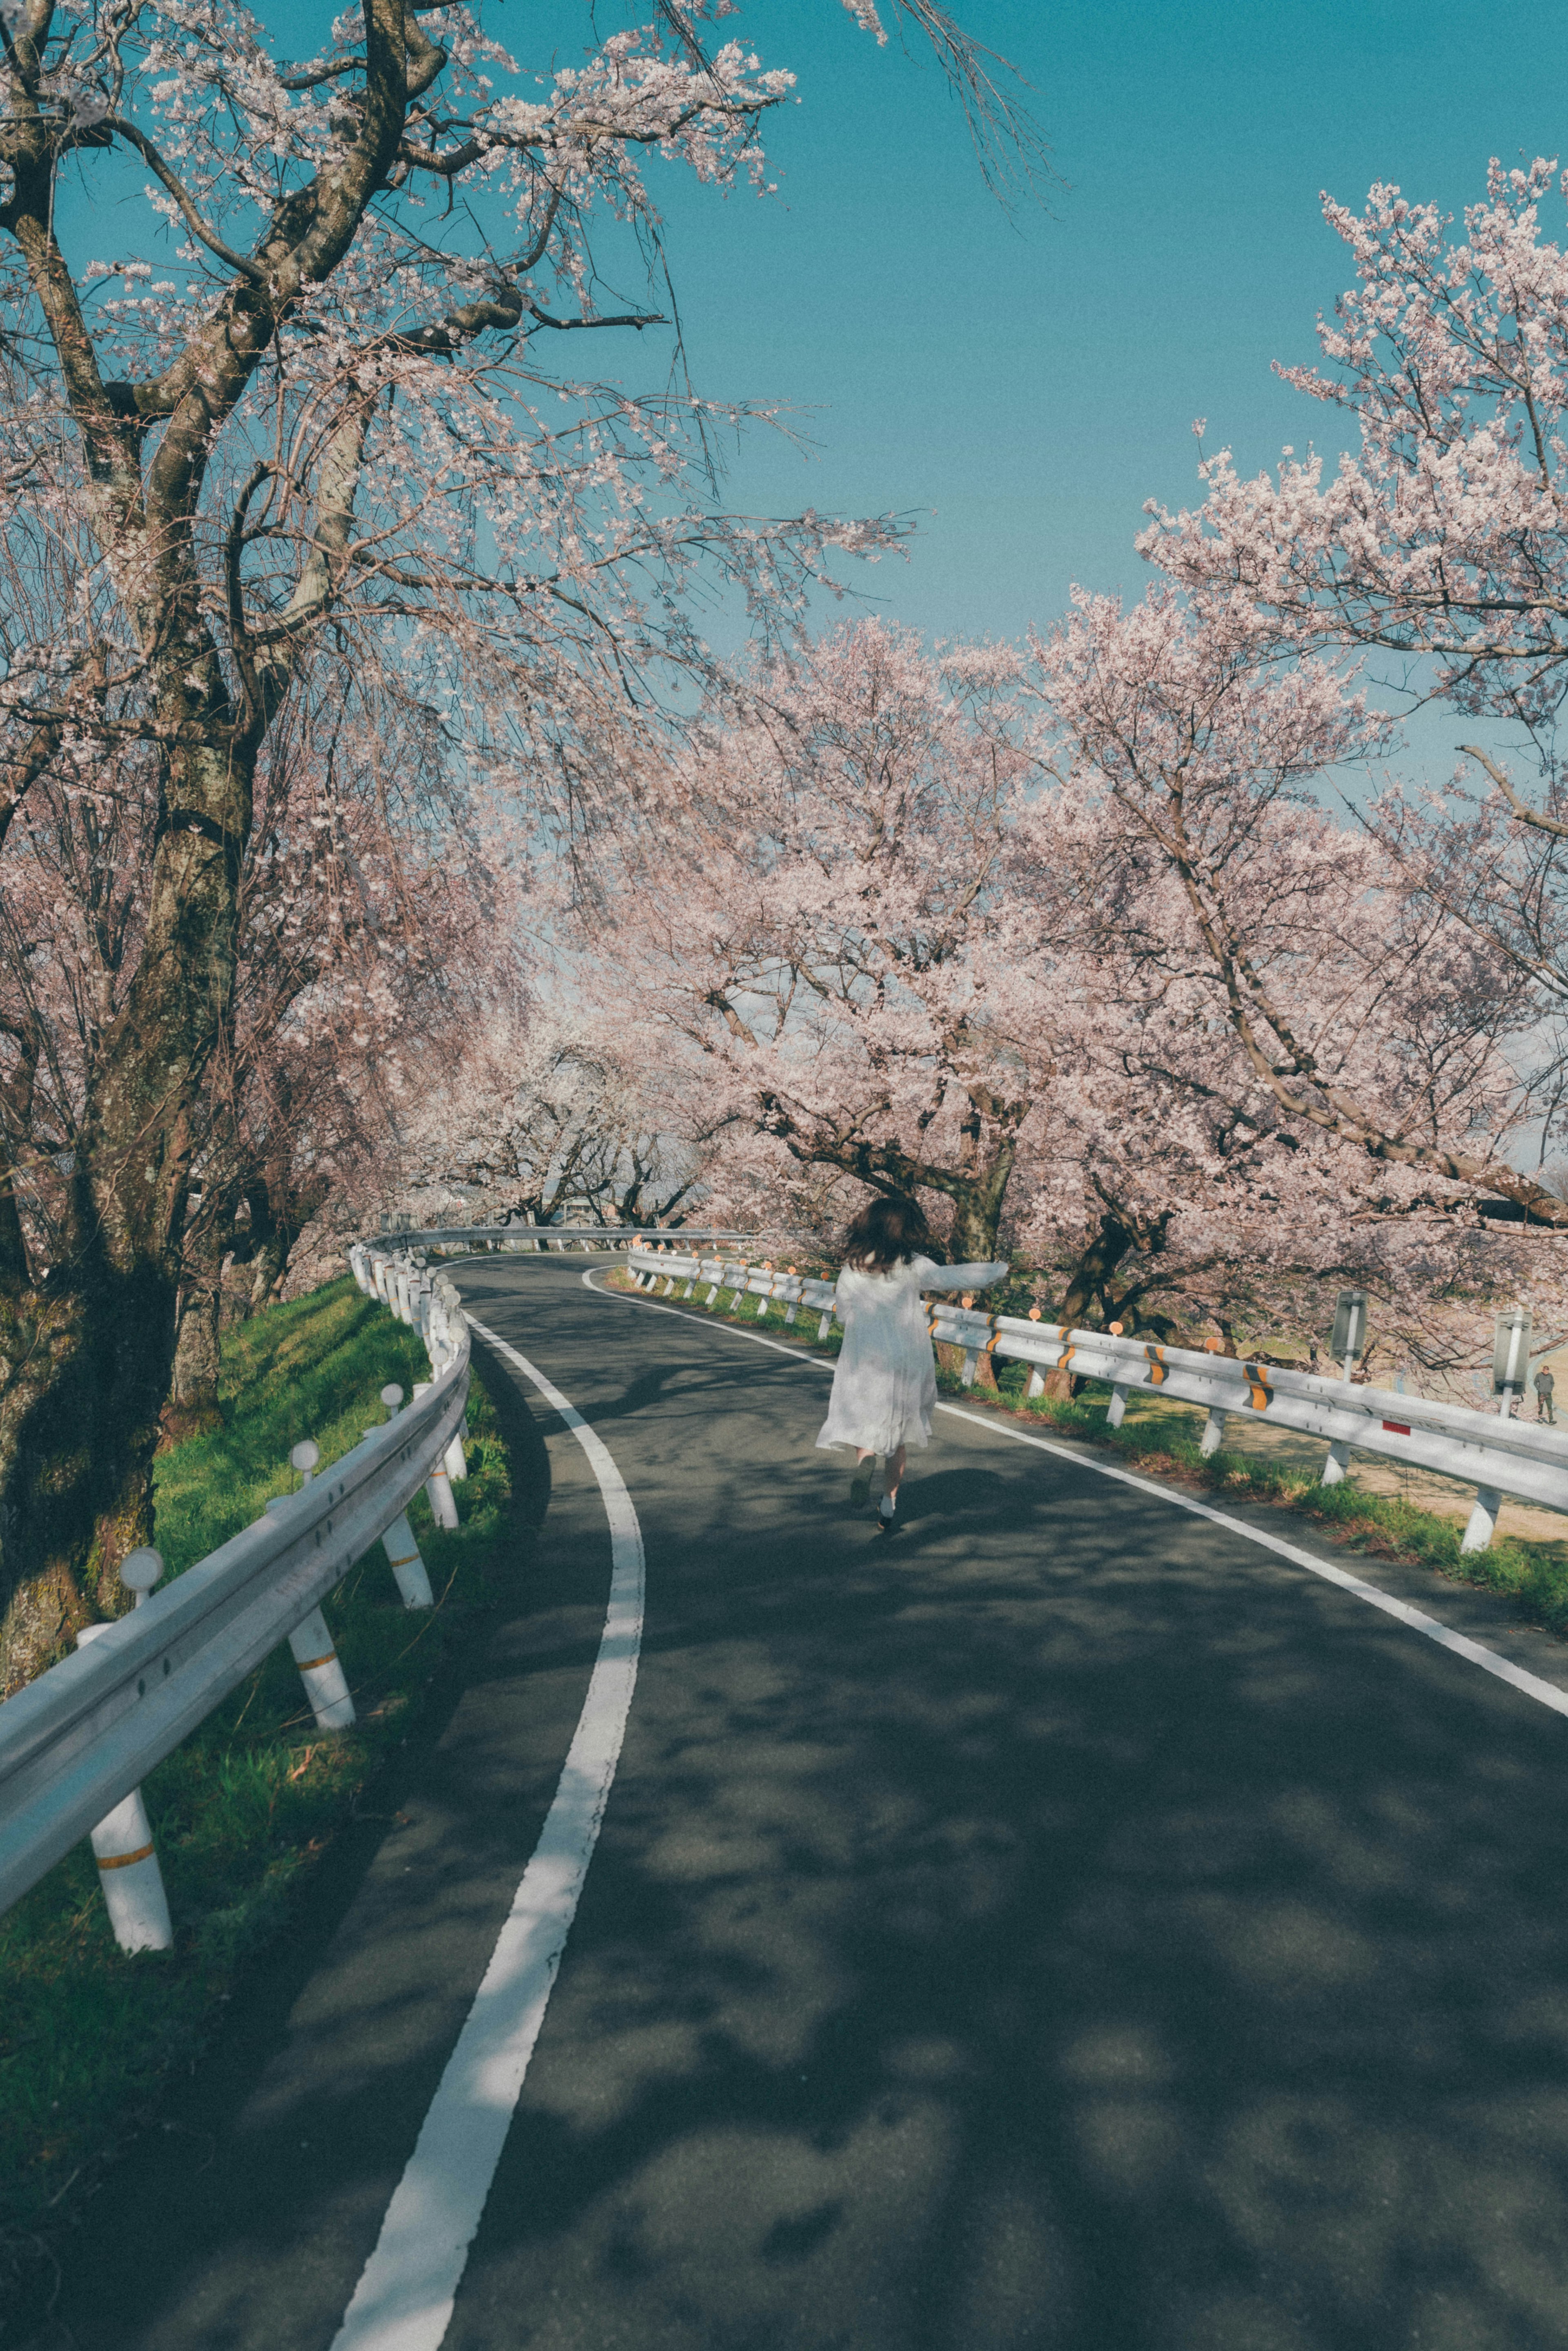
xmin=50 ymin=1258 xmax=1568 ymax=2351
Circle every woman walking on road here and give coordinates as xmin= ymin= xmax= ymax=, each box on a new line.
xmin=816 ymin=1194 xmax=1009 ymax=1529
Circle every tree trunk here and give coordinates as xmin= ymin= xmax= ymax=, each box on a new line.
xmin=1042 ymin=1211 xmax=1142 ymax=1400
xmin=163 ymin=1214 xmax=225 ymax=1446
xmin=0 ymin=727 xmax=254 ymax=1689
xmin=947 ymin=1096 xmax=1019 ymax=1264
xmin=949 ymin=1191 xmax=1005 ymax=1262
xmin=0 ymin=1258 xmax=171 ymax=1694
xmin=0 ymin=0 xmax=420 ymax=1689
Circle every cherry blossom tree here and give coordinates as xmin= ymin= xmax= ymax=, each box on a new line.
xmin=569 ymin=619 xmax=1054 ymax=1259
xmin=564 ymin=606 xmax=1566 ymax=1383
xmin=1023 ymin=587 xmax=1563 ymax=1212
xmin=0 ymin=0 xmax=1041 ymax=1675
xmin=1008 ymin=583 xmax=1568 ymax=1369
xmin=385 ymin=997 xmax=706 ymax=1230
xmin=1135 ymin=156 xmax=1568 ymax=1209
xmin=1003 ymin=851 xmax=1559 ymax=1378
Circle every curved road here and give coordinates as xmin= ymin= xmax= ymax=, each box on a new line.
xmin=52 ymin=1258 xmax=1568 ymax=2351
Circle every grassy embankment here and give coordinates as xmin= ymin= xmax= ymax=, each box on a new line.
xmin=608 ymin=1261 xmax=1568 ymax=1633
xmin=0 ymin=1274 xmax=513 ymax=2269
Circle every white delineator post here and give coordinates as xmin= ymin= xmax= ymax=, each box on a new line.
xmin=412 ymin=1382 xmax=460 ymax=1529
xmin=374 ymin=1384 xmax=435 ymax=1608
xmin=79 ymin=1544 xmax=174 ymax=1952
xmin=275 ymin=1441 xmax=357 ymax=1731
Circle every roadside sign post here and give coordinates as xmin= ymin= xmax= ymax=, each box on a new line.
xmin=1492 ymin=1307 xmax=1533 ymax=1418
xmin=1330 ymin=1289 xmax=1368 ymax=1385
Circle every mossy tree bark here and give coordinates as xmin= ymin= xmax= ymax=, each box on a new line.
xmin=0 ymin=0 xmax=429 ymax=1688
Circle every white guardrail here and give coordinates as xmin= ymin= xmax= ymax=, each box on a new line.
xmin=389 ymin=1224 xmax=752 ymax=1251
xmin=625 ymin=1243 xmax=1568 ymax=1558
xmin=0 ymin=1245 xmax=467 ymax=1951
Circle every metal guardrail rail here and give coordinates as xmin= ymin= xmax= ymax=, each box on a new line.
xmin=382 ymin=1224 xmax=753 ymax=1250
xmin=624 ymin=1244 xmax=1568 ymax=1555
xmin=0 ymin=1248 xmax=469 ymax=1943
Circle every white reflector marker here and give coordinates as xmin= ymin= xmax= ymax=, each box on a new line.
xmin=331 ymin=1321 xmax=644 ymax=2351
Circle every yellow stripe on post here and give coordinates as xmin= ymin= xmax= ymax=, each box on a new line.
xmin=96 ymin=1842 xmax=156 ymax=1872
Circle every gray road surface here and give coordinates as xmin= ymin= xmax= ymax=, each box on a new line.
xmin=48 ymin=1258 xmax=1568 ymax=2351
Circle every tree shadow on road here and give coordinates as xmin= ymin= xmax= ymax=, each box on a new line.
xmin=47 ymin=1288 xmax=1568 ymax=2351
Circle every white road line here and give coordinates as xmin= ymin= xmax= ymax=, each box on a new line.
xmin=933 ymin=1402 xmax=1568 ymax=1721
xmin=579 ymin=1268 xmax=834 ymax=1366
xmin=330 ymin=1320 xmax=644 ymax=2351
xmin=586 ymin=1266 xmax=1568 ymax=1722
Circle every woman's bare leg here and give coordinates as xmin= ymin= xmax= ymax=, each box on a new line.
xmin=884 ymin=1445 xmax=906 ymax=1502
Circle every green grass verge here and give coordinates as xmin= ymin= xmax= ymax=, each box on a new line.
xmin=0 ymin=1275 xmax=515 ymax=2274
xmin=610 ymin=1264 xmax=1568 ymax=1636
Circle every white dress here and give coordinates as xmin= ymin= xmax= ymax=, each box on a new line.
xmin=815 ymin=1254 xmax=1010 ymax=1457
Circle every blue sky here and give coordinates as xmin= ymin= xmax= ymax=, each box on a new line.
xmin=51 ymin=0 xmax=1564 ymax=698
xmin=628 ymin=0 xmax=1567 ymax=652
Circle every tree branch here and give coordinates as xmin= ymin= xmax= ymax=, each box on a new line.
xmin=1459 ymin=742 xmax=1568 ymax=842
xmin=103 ymin=118 xmax=267 ymax=284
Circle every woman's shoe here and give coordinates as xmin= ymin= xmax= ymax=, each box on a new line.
xmin=878 ymin=1494 xmax=897 ymax=1522
xmin=850 ymin=1458 xmax=874 ymax=1509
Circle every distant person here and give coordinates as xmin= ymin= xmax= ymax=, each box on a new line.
xmin=1536 ymin=1364 xmax=1557 ymax=1425
xmin=816 ymin=1194 xmax=1009 ymax=1531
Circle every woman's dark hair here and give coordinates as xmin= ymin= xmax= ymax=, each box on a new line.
xmin=842 ymin=1192 xmax=933 ymax=1272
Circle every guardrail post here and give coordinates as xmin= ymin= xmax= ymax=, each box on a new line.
xmin=267 ymin=1444 xmax=358 ymax=1731
xmin=1320 ymin=1440 xmax=1351 ymax=1486
xmin=412 ymin=1382 xmax=461 ymax=1527
xmin=78 ymin=1598 xmax=174 ymax=1954
xmin=1105 ymin=1382 xmax=1129 ymax=1426
xmin=1199 ymin=1408 xmax=1227 ymax=1458
xmin=1461 ymin=1487 xmax=1503 ymax=1553
xmin=286 ymin=1602 xmax=357 ymax=1731
xmin=372 ymin=1385 xmax=435 ymax=1607
xmin=381 ymin=1509 xmax=434 ymax=1608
